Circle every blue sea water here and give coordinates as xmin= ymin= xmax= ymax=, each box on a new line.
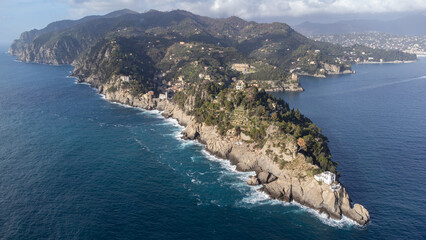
xmin=0 ymin=48 xmax=425 ymax=239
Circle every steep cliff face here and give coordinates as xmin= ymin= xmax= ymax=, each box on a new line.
xmin=15 ymin=36 xmax=83 ymax=65
xmin=176 ymin=108 xmax=369 ymax=225
xmin=80 ymin=74 xmax=369 ymax=226
xmin=8 ymin=9 xmax=138 ymax=64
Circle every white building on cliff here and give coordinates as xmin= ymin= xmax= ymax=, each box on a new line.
xmin=314 ymin=171 xmax=336 ymax=185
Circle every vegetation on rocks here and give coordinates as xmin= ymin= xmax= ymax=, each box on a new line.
xmin=173 ymin=82 xmax=337 ymax=173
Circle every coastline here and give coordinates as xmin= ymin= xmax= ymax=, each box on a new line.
xmin=356 ymin=60 xmax=417 ymax=64
xmin=71 ymin=73 xmax=370 ymax=226
xmin=73 ymin=77 xmax=361 ymax=228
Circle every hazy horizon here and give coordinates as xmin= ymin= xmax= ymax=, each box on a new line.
xmin=1 ymin=0 xmax=425 ymax=45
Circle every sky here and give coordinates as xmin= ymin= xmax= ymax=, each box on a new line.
xmin=1 ymin=0 xmax=426 ymax=45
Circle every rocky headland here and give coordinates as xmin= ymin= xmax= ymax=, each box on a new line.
xmin=77 ymin=75 xmax=370 ymax=226
xmin=9 ymin=8 xmax=373 ymax=226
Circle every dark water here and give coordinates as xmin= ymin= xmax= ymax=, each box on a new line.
xmin=0 ymin=49 xmax=425 ymax=239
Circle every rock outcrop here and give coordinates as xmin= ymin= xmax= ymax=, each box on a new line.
xmin=323 ymin=62 xmax=354 ymax=75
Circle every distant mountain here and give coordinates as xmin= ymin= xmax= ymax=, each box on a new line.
xmin=8 ymin=9 xmax=139 ymax=57
xmin=294 ymin=14 xmax=426 ymax=36
xmin=8 ymin=9 xmax=317 ymax=67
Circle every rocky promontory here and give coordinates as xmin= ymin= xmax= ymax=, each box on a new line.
xmin=10 ymin=8 xmax=372 ymax=226
xmin=79 ymin=76 xmax=370 ymax=226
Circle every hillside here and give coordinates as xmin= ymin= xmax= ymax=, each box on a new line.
xmin=10 ymin=9 xmax=415 ymax=93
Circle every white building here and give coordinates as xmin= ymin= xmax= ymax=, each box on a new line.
xmin=159 ymin=92 xmax=168 ymax=100
xmin=120 ymin=76 xmax=130 ymax=82
xmin=235 ymin=80 xmax=246 ymax=90
xmin=314 ymin=171 xmax=336 ymax=185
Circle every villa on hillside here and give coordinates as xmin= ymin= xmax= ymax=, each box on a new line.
xmin=236 ymin=80 xmax=246 ymax=90
xmin=232 ymin=63 xmax=255 ymax=74
xmin=314 ymin=171 xmax=342 ymax=191
xmin=314 ymin=171 xmax=336 ymax=185
xmin=119 ymin=75 xmax=130 ymax=82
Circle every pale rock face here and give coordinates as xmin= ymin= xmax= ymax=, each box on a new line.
xmin=240 ymin=132 xmax=252 ymax=141
xmin=283 ymin=82 xmax=304 ymax=92
xmin=247 ymin=176 xmax=260 ymax=185
xmin=257 ymin=172 xmax=277 ymax=184
xmin=323 ymin=63 xmax=342 ymax=74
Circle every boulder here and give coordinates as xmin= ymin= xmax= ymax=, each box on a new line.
xmin=182 ymin=124 xmax=199 ymax=140
xmin=236 ymin=162 xmax=251 ymax=172
xmin=344 ymin=204 xmax=370 ymax=225
xmin=263 ymin=180 xmax=285 ymax=200
xmin=258 ymin=171 xmax=278 ymax=184
xmin=247 ymin=176 xmax=260 ymax=186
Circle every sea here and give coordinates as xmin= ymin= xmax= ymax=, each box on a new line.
xmin=0 ymin=48 xmax=425 ymax=239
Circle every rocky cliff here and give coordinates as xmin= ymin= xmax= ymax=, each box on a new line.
xmin=323 ymin=62 xmax=354 ymax=75
xmin=79 ymin=76 xmax=370 ymax=226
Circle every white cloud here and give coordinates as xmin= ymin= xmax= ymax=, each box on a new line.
xmin=63 ymin=0 xmax=426 ymax=19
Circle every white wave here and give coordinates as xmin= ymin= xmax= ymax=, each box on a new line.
xmin=201 ymin=149 xmax=238 ymax=173
xmin=76 ymin=81 xmax=91 ymax=86
xmin=273 ymin=200 xmax=361 ymax=228
xmin=234 ymin=176 xmax=361 ymax=228
xmin=13 ymin=59 xmax=22 ymax=63
xmin=136 ymin=109 xmax=165 ymax=119
xmin=179 ymin=140 xmax=200 ymax=149
xmin=191 ymin=178 xmax=202 ymax=185
xmin=239 ymin=190 xmax=360 ymax=228
xmin=240 ymin=187 xmax=271 ymax=205
xmin=343 ymin=75 xmax=426 ymax=94
xmin=300 ymin=204 xmax=361 ymax=228
xmin=109 ymin=101 xmax=135 ymax=109
xmin=210 ymin=200 xmax=221 ymax=207
xmin=163 ymin=117 xmax=183 ymax=128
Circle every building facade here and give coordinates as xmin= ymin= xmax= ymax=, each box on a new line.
xmin=314 ymin=171 xmax=336 ymax=185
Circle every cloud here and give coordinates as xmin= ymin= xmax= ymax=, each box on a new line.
xmin=63 ymin=0 xmax=426 ymax=19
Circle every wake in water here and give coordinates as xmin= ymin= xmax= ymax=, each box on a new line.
xmin=346 ymin=75 xmax=426 ymax=93
xmin=303 ymin=75 xmax=426 ymax=99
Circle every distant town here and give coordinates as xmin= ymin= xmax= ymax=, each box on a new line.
xmin=311 ymin=32 xmax=426 ymax=55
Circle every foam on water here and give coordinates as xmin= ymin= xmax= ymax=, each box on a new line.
xmin=74 ymin=79 xmax=91 ymax=85
xmin=200 ymin=149 xmax=239 ymax=174
xmin=297 ymin=203 xmax=361 ymax=229
xmin=207 ymin=158 xmax=360 ymax=229
xmin=240 ymin=187 xmax=272 ymax=205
